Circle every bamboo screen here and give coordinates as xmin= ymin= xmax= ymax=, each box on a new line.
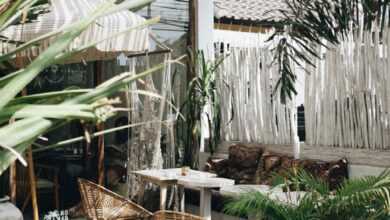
xmin=305 ymin=32 xmax=390 ymax=150
xmin=215 ymin=40 xmax=297 ymax=145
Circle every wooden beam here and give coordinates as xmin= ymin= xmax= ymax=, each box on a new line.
xmin=97 ymin=123 xmax=105 ymax=185
xmin=214 ymin=23 xmax=270 ymax=33
xmin=127 ymin=49 xmax=172 ymax=59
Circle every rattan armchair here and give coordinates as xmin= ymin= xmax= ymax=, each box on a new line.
xmin=78 ymin=178 xmax=205 ymax=220
xmin=78 ymin=178 xmax=152 ymax=220
xmin=153 ymin=211 xmax=205 ymax=220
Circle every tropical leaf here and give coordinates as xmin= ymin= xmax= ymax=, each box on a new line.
xmin=0 ymin=0 xmax=116 ymax=110
xmin=224 ymin=169 xmax=390 ymax=220
xmin=0 ymin=0 xmax=167 ymax=174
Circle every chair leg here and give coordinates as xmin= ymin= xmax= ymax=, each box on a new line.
xmin=54 ymin=175 xmax=60 ymax=210
xmin=21 ymin=193 xmax=31 ymax=212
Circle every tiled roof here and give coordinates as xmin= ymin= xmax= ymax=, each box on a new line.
xmin=214 ymin=0 xmax=289 ymax=22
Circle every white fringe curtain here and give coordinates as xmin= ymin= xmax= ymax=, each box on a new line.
xmin=126 ymin=54 xmax=174 ymax=198
xmin=305 ymin=30 xmax=390 ymax=150
xmin=214 ymin=31 xmax=296 ymax=145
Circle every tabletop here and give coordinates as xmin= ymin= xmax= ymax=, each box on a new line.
xmin=177 ymin=176 xmax=235 ymax=189
xmin=132 ymin=168 xmax=233 ymax=189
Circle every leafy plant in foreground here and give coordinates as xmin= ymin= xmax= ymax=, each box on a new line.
xmin=0 ymin=0 xmax=164 ymax=174
xmin=225 ymin=169 xmax=390 ymax=220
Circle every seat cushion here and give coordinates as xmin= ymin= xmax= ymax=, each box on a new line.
xmin=228 ymin=144 xmax=263 ymax=168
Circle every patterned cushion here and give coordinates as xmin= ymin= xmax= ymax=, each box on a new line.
xmin=207 ymin=144 xmax=349 ymax=189
xmin=228 ymin=144 xmax=263 ymax=168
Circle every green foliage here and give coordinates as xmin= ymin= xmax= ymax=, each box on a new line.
xmin=266 ymin=0 xmax=390 ymax=103
xmin=225 ymin=169 xmax=390 ymax=220
xmin=0 ymin=0 xmax=163 ymax=174
xmin=180 ymin=48 xmax=226 ymax=167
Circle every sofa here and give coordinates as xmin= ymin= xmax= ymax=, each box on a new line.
xmin=205 ymin=144 xmax=349 ymax=190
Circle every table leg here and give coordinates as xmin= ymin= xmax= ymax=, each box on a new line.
xmin=137 ymin=178 xmax=146 ymax=205
xmin=200 ymin=188 xmax=212 ymax=220
xmin=179 ymin=185 xmax=185 ymax=212
xmin=160 ymin=184 xmax=168 ymax=210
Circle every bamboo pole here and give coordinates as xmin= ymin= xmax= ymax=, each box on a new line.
xmin=95 ymin=60 xmax=105 ymax=185
xmin=27 ymin=146 xmax=39 ymax=220
xmin=97 ymin=123 xmax=105 ymax=185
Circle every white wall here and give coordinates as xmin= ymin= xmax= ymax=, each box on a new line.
xmin=196 ymin=0 xmax=214 ymax=58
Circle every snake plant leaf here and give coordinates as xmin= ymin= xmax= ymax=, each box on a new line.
xmin=6 ymin=89 xmax=92 ymax=106
xmin=33 ymin=120 xmax=165 ymax=153
xmin=0 ymin=104 xmax=100 ymax=124
xmin=0 ymin=140 xmax=34 ymax=175
xmin=0 ymin=0 xmax=39 ymax=32
xmin=0 ymin=0 xmax=166 ymax=175
xmin=0 ymin=0 xmax=24 ymax=28
xmin=0 ymin=62 xmax=166 ymax=174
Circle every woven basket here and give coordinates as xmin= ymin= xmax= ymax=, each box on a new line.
xmin=78 ymin=178 xmax=153 ymax=220
xmin=152 ymin=211 xmax=205 ymax=220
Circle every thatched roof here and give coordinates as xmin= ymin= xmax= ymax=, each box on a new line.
xmin=214 ymin=0 xmax=289 ymax=22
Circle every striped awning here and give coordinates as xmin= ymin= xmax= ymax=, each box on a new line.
xmin=0 ymin=0 xmax=149 ymax=62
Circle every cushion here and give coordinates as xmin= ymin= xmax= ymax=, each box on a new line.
xmin=228 ymin=144 xmax=263 ymax=168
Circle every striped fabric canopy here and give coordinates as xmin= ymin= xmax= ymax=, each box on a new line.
xmin=0 ymin=0 xmax=149 ymax=62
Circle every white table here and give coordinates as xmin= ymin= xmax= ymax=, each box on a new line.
xmin=133 ymin=168 xmax=234 ymax=220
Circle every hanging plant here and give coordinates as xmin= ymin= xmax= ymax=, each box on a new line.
xmin=266 ymin=0 xmax=389 ymax=104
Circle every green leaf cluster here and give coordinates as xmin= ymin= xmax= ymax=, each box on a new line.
xmin=180 ymin=49 xmax=227 ymax=167
xmin=0 ymin=0 xmax=164 ymax=174
xmin=225 ymin=169 xmax=390 ymax=220
xmin=266 ymin=0 xmax=390 ymax=103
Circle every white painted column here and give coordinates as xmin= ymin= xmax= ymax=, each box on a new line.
xmin=196 ymin=0 xmax=214 ymax=153
xmin=196 ymin=0 xmax=214 ymax=58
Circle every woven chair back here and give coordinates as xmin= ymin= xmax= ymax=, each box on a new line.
xmin=78 ymin=178 xmax=153 ymax=220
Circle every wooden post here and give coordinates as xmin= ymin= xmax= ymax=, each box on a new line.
xmin=95 ymin=60 xmax=105 ymax=185
xmin=9 ymin=164 xmax=16 ymax=204
xmin=188 ymin=0 xmax=197 ymax=51
xmin=27 ymin=146 xmax=39 ymax=220
xmin=97 ymin=123 xmax=105 ymax=185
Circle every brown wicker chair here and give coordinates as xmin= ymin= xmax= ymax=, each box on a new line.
xmin=153 ymin=211 xmax=205 ymax=220
xmin=78 ymin=178 xmax=152 ymax=220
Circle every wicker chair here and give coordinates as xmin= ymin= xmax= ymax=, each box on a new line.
xmin=153 ymin=211 xmax=205 ymax=220
xmin=78 ymin=178 xmax=152 ymax=220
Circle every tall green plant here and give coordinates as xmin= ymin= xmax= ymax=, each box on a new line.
xmin=180 ymin=49 xmax=225 ymax=167
xmin=0 ymin=0 xmax=164 ymax=174
xmin=225 ymin=170 xmax=390 ymax=220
